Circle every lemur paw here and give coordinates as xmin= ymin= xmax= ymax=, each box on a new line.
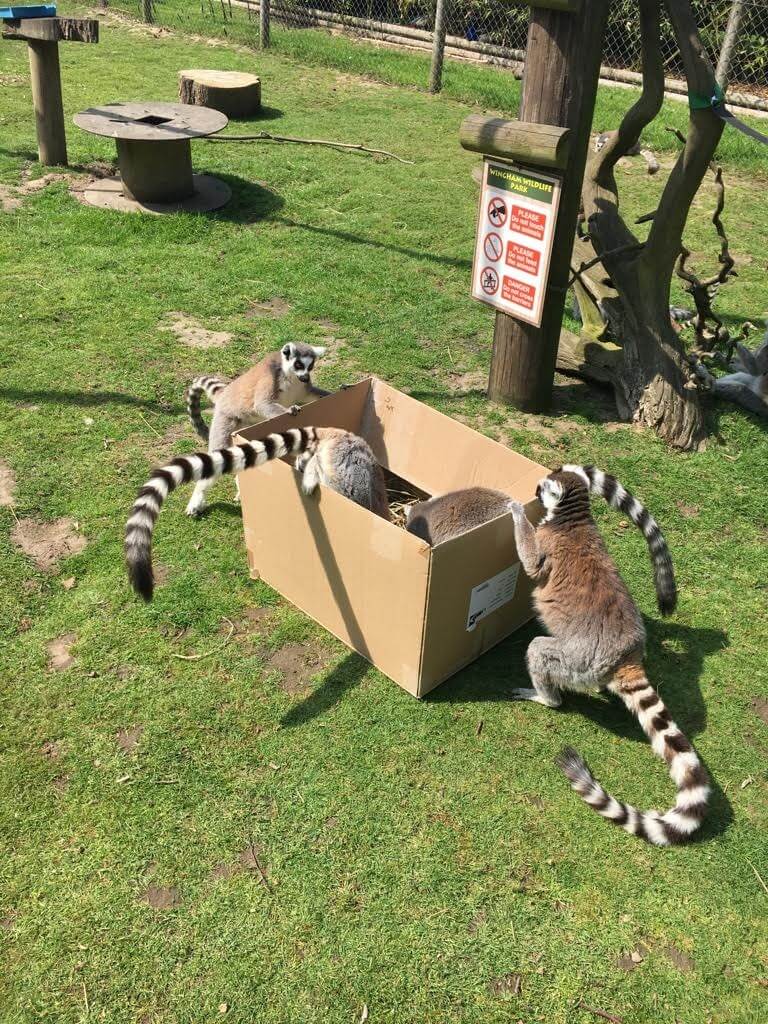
xmin=508 ymin=500 xmax=526 ymax=517
xmin=288 ymin=404 xmax=301 ymax=416
xmin=185 ymin=496 xmax=206 ymax=517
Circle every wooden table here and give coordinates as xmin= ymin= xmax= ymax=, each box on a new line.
xmin=73 ymin=101 xmax=228 ymax=204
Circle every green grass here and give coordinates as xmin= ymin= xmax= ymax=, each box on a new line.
xmin=108 ymin=0 xmax=768 ymax=174
xmin=1 ymin=10 xmax=767 ymax=1024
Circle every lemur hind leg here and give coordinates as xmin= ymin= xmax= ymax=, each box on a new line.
xmin=510 ymin=636 xmax=600 ymax=707
xmin=186 ymin=407 xmax=243 ymax=517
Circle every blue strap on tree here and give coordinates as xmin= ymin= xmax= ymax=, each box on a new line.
xmin=689 ymin=82 xmax=768 ymax=146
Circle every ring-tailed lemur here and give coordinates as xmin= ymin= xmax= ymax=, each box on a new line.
xmin=594 ymin=130 xmax=659 ymax=174
xmin=125 ymin=426 xmax=390 ymax=601
xmin=185 ymin=343 xmax=330 ymax=516
xmin=407 ymin=467 xmax=707 ymax=845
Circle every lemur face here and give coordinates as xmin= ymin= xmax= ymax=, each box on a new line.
xmin=281 ymin=343 xmax=326 ymax=384
xmin=536 ymin=476 xmax=564 ymax=512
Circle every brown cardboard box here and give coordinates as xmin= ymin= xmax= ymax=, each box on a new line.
xmin=235 ymin=377 xmax=547 ymax=698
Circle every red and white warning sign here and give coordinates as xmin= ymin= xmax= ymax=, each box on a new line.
xmin=471 ymin=159 xmax=561 ymax=327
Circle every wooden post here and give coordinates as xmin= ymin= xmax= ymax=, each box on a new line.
xmin=429 ymin=0 xmax=449 ymax=94
xmin=487 ymin=0 xmax=609 ymax=411
xmin=260 ymin=0 xmax=270 ymax=49
xmin=716 ymin=0 xmax=745 ymax=88
xmin=141 ymin=0 xmax=154 ymax=24
xmin=27 ymin=39 xmax=67 ymax=166
xmin=2 ymin=18 xmax=99 ymax=168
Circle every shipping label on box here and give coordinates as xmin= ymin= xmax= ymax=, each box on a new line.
xmin=466 ymin=563 xmax=521 ymax=632
xmin=471 ymin=159 xmax=562 ymax=327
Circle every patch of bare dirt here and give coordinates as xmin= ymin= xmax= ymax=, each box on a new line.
xmin=665 ymin=943 xmax=695 ymax=973
xmin=47 ymin=634 xmax=77 ymax=672
xmin=239 ymin=841 xmax=268 ymax=876
xmin=116 ymin=726 xmax=144 ymax=755
xmin=0 ymin=73 xmax=27 ymax=85
xmin=468 ymin=909 xmax=487 ymax=935
xmin=41 ymin=739 xmax=65 ymax=760
xmin=140 ymin=885 xmax=180 ymax=910
xmin=17 ymin=172 xmax=69 ymax=195
xmin=210 ymin=862 xmax=238 ymax=882
xmin=675 ymin=501 xmax=700 ymax=518
xmin=446 ymin=369 xmax=487 ymax=393
xmin=0 ymin=184 xmax=22 ymax=213
xmin=245 ymin=296 xmax=291 ymax=319
xmin=616 ymin=941 xmax=651 ymax=971
xmin=115 ymin=665 xmax=135 ymax=681
xmin=53 ymin=775 xmax=70 ymax=795
xmin=159 ymin=312 xmax=232 ymax=349
xmin=316 ymin=317 xmax=342 ymax=333
xmin=0 ymin=460 xmax=17 ymax=506
xmin=488 ymin=972 xmax=522 ymax=997
xmin=0 ymin=913 xmax=16 ymax=931
xmin=12 ymin=517 xmax=87 ymax=572
xmin=334 ymin=72 xmax=383 ymax=90
xmin=751 ymin=698 xmax=768 ymax=726
xmin=266 ymin=643 xmax=329 ymax=694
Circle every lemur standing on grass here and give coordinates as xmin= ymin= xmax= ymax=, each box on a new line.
xmin=125 ymin=426 xmax=390 ymax=602
xmin=185 ymin=343 xmax=329 ymax=516
xmin=407 ymin=467 xmax=709 ymax=846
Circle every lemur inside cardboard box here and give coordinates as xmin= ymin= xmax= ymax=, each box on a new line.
xmin=235 ymin=377 xmax=546 ymax=697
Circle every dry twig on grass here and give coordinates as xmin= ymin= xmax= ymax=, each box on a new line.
xmin=205 ymin=131 xmax=414 ymax=164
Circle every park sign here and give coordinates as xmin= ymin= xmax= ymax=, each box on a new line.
xmin=471 ymin=159 xmax=561 ymax=328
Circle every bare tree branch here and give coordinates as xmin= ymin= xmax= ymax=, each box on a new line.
xmin=592 ymin=0 xmax=665 ymax=181
xmin=642 ymin=0 xmax=724 ymax=281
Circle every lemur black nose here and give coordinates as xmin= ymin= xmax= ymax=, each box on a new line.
xmin=297 ymin=372 xmax=309 ymax=382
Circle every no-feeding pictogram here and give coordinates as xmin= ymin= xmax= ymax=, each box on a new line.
xmin=487 ymin=196 xmax=507 ymax=228
xmin=483 ymin=232 xmax=503 ymax=262
xmin=480 ymin=267 xmax=499 ymax=295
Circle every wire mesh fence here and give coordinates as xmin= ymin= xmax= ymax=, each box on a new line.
xmin=107 ymin=0 xmax=768 ymax=111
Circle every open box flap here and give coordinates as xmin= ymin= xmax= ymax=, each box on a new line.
xmin=362 ymin=378 xmax=549 ymax=496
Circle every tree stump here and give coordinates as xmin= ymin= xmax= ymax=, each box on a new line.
xmin=178 ymin=69 xmax=261 ymax=119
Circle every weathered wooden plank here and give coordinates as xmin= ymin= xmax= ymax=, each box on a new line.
xmin=460 ymin=114 xmax=570 ymax=169
xmin=2 ymin=16 xmax=99 ymax=43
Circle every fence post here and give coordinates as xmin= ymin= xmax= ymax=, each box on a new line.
xmin=141 ymin=0 xmax=153 ymax=24
xmin=260 ymin=0 xmax=270 ymax=49
xmin=716 ymin=0 xmax=745 ymax=88
xmin=429 ymin=0 xmax=449 ymax=93
xmin=487 ymin=0 xmax=610 ymax=411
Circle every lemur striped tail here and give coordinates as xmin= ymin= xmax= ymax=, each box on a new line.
xmin=556 ymin=669 xmax=710 ymax=846
xmin=562 ymin=464 xmax=677 ymax=616
xmin=125 ymin=427 xmax=318 ymax=601
xmin=186 ymin=376 xmax=229 ymax=442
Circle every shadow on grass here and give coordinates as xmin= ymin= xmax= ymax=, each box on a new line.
xmin=206 ymin=173 xmax=285 ymax=224
xmin=408 ymin=376 xmax=623 ymax=426
xmin=276 ymin=217 xmax=473 ymax=271
xmin=428 ymin=616 xmax=734 ymax=839
xmin=0 ymin=387 xmax=186 ymax=415
xmin=280 ymin=650 xmax=371 ymax=728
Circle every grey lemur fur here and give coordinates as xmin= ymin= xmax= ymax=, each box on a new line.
xmin=125 ymin=426 xmax=390 ymax=601
xmin=407 ymin=466 xmax=708 ymax=846
xmin=185 ymin=343 xmax=329 ymax=517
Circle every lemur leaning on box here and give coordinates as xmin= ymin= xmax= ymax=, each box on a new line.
xmin=184 ymin=343 xmax=329 ymax=517
xmin=406 ymin=467 xmax=709 ymax=847
xmin=125 ymin=426 xmax=390 ymax=602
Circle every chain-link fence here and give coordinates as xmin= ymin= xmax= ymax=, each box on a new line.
xmin=109 ymin=1 xmax=768 ymax=112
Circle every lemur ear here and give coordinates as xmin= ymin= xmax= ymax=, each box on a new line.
xmin=282 ymin=344 xmax=292 ymax=358
xmin=312 ymin=346 xmax=326 ymax=357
